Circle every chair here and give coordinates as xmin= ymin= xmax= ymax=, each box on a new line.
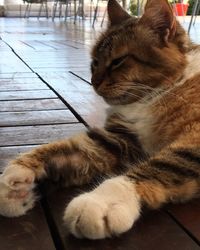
xmin=92 ymin=0 xmax=124 ymax=27
xmin=91 ymin=0 xmax=105 ymax=27
xmin=74 ymin=0 xmax=85 ymax=22
xmin=188 ymin=0 xmax=200 ymax=33
xmin=52 ymin=0 xmax=84 ymax=23
xmin=52 ymin=0 xmax=68 ymax=21
xmin=93 ymin=0 xmax=144 ymax=28
xmin=135 ymin=0 xmax=145 ymax=16
xmin=23 ymin=0 xmax=49 ymax=18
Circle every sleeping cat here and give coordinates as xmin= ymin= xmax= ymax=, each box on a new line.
xmin=0 ymin=0 xmax=200 ymax=240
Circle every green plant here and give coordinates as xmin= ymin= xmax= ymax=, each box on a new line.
xmin=187 ymin=0 xmax=195 ymax=15
xmin=169 ymin=0 xmax=189 ymax=3
xmin=129 ymin=0 xmax=137 ymax=16
xmin=169 ymin=0 xmax=181 ymax=3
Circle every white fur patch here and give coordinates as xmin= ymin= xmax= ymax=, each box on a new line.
xmin=64 ymin=176 xmax=141 ymax=239
xmin=110 ymin=100 xmax=155 ymax=155
xmin=177 ymin=48 xmax=200 ymax=86
xmin=0 ymin=166 xmax=36 ymax=217
xmin=0 ymin=180 xmax=36 ymax=217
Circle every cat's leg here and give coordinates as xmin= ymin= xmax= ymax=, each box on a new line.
xmin=0 ymin=167 xmax=36 ymax=217
xmin=64 ymin=176 xmax=141 ymax=239
xmin=64 ymin=143 xmax=200 ymax=239
xmin=0 ymin=127 xmax=143 ymax=217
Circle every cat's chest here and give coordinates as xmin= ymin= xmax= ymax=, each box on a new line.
xmin=109 ymin=102 xmax=158 ymax=155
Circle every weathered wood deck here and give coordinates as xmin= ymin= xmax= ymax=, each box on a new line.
xmin=0 ymin=17 xmax=200 ymax=250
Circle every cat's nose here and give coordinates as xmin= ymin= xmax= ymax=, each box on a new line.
xmin=91 ymin=74 xmax=104 ymax=89
xmin=91 ymin=76 xmax=102 ymax=88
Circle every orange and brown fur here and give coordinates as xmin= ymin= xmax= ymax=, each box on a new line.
xmin=0 ymin=0 xmax=200 ymax=239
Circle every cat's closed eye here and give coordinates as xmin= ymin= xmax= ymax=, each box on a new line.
xmin=111 ymin=55 xmax=127 ymax=69
xmin=92 ymin=58 xmax=98 ymax=67
xmin=91 ymin=58 xmax=98 ymax=73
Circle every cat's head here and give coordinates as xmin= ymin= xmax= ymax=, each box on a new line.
xmin=91 ymin=0 xmax=189 ymax=105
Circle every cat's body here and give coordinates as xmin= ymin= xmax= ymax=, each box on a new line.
xmin=110 ymin=64 xmax=200 ymax=156
xmin=0 ymin=0 xmax=200 ymax=240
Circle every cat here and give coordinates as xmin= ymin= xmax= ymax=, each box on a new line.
xmin=0 ymin=0 xmax=200 ymax=240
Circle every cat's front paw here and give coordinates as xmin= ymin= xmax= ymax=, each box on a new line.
xmin=64 ymin=177 xmax=141 ymax=239
xmin=0 ymin=165 xmax=36 ymax=217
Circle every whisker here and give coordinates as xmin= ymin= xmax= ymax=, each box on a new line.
xmin=108 ymin=78 xmax=181 ymax=113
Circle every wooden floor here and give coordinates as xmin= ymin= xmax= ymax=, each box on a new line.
xmin=0 ymin=17 xmax=200 ymax=250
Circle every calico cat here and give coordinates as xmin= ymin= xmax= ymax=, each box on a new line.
xmin=0 ymin=0 xmax=200 ymax=240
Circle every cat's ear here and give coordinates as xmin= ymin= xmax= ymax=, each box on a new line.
xmin=139 ymin=0 xmax=176 ymax=42
xmin=107 ymin=0 xmax=131 ymax=26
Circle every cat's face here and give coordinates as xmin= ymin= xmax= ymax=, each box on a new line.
xmin=91 ymin=0 xmax=188 ymax=105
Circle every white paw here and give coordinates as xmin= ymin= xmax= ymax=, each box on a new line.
xmin=0 ymin=165 xmax=36 ymax=217
xmin=64 ymin=177 xmax=141 ymax=239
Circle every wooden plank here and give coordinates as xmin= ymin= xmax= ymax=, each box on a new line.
xmin=0 ymin=99 xmax=66 ymax=112
xmin=0 ymin=123 xmax=86 ymax=146
xmin=0 ymin=110 xmax=78 ymax=127
xmin=37 ymin=40 xmax=79 ymax=50
xmin=11 ymin=40 xmax=36 ymax=50
xmin=0 ymin=90 xmax=56 ymax=101
xmin=28 ymin=60 xmax=90 ymax=67
xmin=17 ymin=51 xmax=90 ymax=61
xmin=0 ymin=123 xmax=86 ymax=172
xmin=48 ymin=40 xmax=80 ymax=49
xmin=17 ymin=52 xmax=90 ymax=69
xmin=0 ymin=82 xmax=48 ymax=91
xmin=0 ymin=52 xmax=31 ymax=73
xmin=40 ymin=73 xmax=108 ymax=127
xmin=167 ymin=199 xmax=200 ymax=243
xmin=0 ymin=40 xmax=11 ymax=51
xmin=42 ymin=186 xmax=200 ymax=250
xmin=33 ymin=67 xmax=89 ymax=73
xmin=0 ymin=73 xmax=36 ymax=79
xmin=49 ymin=40 xmax=88 ymax=49
xmin=20 ymin=59 xmax=90 ymax=66
xmin=0 ymin=203 xmax=55 ymax=250
xmin=0 ymin=145 xmax=36 ymax=171
xmin=0 ymin=77 xmax=43 ymax=85
xmin=19 ymin=40 xmax=57 ymax=50
xmin=70 ymin=70 xmax=91 ymax=83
